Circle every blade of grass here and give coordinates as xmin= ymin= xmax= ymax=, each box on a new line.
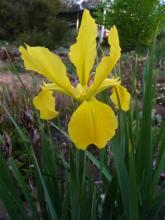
xmin=9 ymin=159 xmax=40 ymax=220
xmin=30 ymin=147 xmax=59 ymax=220
xmin=151 ymin=126 xmax=165 ymax=193
xmin=146 ymin=189 xmax=165 ymax=220
xmin=90 ymin=187 xmax=97 ymax=220
xmin=136 ymin=44 xmax=155 ymax=199
xmin=86 ymin=150 xmax=112 ymax=182
xmin=1 ymin=105 xmax=59 ymax=220
xmin=69 ymin=146 xmax=80 ymax=220
xmin=4 ymin=48 xmax=30 ymax=97
xmin=1 ymin=104 xmax=29 ymax=145
xmin=39 ymin=123 xmax=62 ymax=217
xmin=129 ymin=142 xmax=139 ymax=220
xmin=0 ymin=153 xmax=27 ymax=220
xmin=0 ymin=186 xmax=23 ymax=220
xmin=60 ymin=188 xmax=69 ymax=220
xmin=111 ymin=137 xmax=129 ymax=219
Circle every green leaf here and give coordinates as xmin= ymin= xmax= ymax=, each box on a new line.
xmin=129 ymin=142 xmax=139 ymax=220
xmin=145 ymin=189 xmax=165 ymax=220
xmin=90 ymin=188 xmax=97 ymax=220
xmin=39 ymin=125 xmax=62 ymax=217
xmin=111 ymin=137 xmax=129 ymax=219
xmin=102 ymin=176 xmax=118 ymax=220
xmin=31 ymin=148 xmax=59 ymax=220
xmin=1 ymin=104 xmax=29 ymax=145
xmin=151 ymin=126 xmax=165 ymax=193
xmin=136 ymin=45 xmax=155 ymax=199
xmin=86 ymin=150 xmax=112 ymax=182
xmin=60 ymin=188 xmax=69 ymax=220
xmin=0 ymin=153 xmax=27 ymax=220
xmin=49 ymin=122 xmax=112 ymax=182
xmin=9 ymin=159 xmax=40 ymax=220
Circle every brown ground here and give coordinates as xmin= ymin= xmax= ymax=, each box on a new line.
xmin=0 ymin=73 xmax=36 ymax=90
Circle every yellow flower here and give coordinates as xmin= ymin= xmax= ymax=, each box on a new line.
xmin=19 ymin=9 xmax=130 ymax=150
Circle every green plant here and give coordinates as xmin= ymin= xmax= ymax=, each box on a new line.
xmin=95 ymin=0 xmax=165 ymax=51
xmin=0 ymin=0 xmax=68 ymax=48
xmin=155 ymin=29 xmax=165 ymax=65
xmin=0 ymin=35 xmax=164 ymax=220
xmin=0 ymin=0 xmax=27 ymax=40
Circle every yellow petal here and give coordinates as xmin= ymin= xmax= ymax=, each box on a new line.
xmin=68 ymin=98 xmax=118 ymax=150
xmin=110 ymin=85 xmax=131 ymax=111
xmin=87 ymin=26 xmax=121 ymax=98
xmin=19 ymin=45 xmax=73 ymax=95
xmin=41 ymin=82 xmax=68 ymax=95
xmin=94 ymin=77 xmax=120 ymax=96
xmin=33 ymin=90 xmax=58 ymax=120
xmin=69 ymin=9 xmax=97 ymax=85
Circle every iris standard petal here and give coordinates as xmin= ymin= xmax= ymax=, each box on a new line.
xmin=110 ymin=85 xmax=131 ymax=111
xmin=68 ymin=98 xmax=118 ymax=150
xmin=87 ymin=26 xmax=121 ymax=98
xmin=19 ymin=45 xmax=73 ymax=95
xmin=69 ymin=9 xmax=97 ymax=85
xmin=33 ymin=90 xmax=58 ymax=120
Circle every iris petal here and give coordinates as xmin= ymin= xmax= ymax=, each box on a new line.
xmin=69 ymin=9 xmax=97 ymax=85
xmin=33 ymin=90 xmax=58 ymax=120
xmin=110 ymin=85 xmax=131 ymax=111
xmin=68 ymin=98 xmax=118 ymax=150
xmin=87 ymin=26 xmax=121 ymax=98
xmin=19 ymin=45 xmax=73 ymax=95
xmin=41 ymin=82 xmax=69 ymax=95
xmin=94 ymin=78 xmax=120 ymax=95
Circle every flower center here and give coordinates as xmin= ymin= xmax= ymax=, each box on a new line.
xmin=75 ymin=83 xmax=89 ymax=101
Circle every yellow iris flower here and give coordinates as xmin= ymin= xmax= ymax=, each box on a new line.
xmin=19 ymin=9 xmax=130 ymax=150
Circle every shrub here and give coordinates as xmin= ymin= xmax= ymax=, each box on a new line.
xmin=95 ymin=0 xmax=164 ymax=51
xmin=0 ymin=0 xmax=68 ymax=48
xmin=18 ymin=19 xmax=69 ymax=49
xmin=0 ymin=0 xmax=27 ymax=39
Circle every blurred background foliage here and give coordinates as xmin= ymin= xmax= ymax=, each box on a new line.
xmin=0 ymin=0 xmax=164 ymax=51
xmin=0 ymin=0 xmax=69 ymax=48
xmin=95 ymin=0 xmax=165 ymax=51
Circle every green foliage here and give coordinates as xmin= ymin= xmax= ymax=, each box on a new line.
xmin=18 ymin=19 xmax=68 ymax=49
xmin=0 ymin=0 xmax=27 ymax=39
xmin=95 ymin=0 xmax=165 ymax=51
xmin=155 ymin=29 xmax=165 ymax=64
xmin=0 ymin=38 xmax=164 ymax=219
xmin=0 ymin=0 xmax=68 ymax=48
xmin=103 ymin=36 xmax=165 ymax=220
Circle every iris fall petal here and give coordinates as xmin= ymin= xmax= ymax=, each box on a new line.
xmin=68 ymin=98 xmax=118 ymax=150
xmin=19 ymin=45 xmax=73 ymax=95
